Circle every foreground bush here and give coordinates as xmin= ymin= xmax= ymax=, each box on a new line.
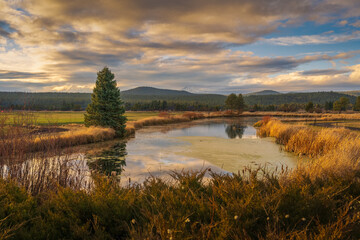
xmin=0 ymin=168 xmax=359 ymax=239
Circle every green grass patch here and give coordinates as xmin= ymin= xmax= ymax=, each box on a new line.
xmin=0 ymin=111 xmax=182 ymax=125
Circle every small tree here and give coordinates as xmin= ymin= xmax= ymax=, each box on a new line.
xmin=253 ymin=104 xmax=261 ymax=112
xmin=333 ymin=97 xmax=350 ymax=112
xmin=225 ymin=93 xmax=237 ymax=111
xmin=324 ymin=101 xmax=333 ymax=111
xmin=235 ymin=94 xmax=245 ymax=113
xmin=339 ymin=97 xmax=350 ymax=110
xmin=225 ymin=93 xmax=245 ymax=113
xmin=354 ymin=96 xmax=360 ymax=111
xmin=305 ymin=101 xmax=314 ymax=113
xmin=333 ymin=101 xmax=342 ymax=112
xmin=84 ymin=67 xmax=127 ymax=137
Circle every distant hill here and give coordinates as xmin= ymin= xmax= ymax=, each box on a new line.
xmin=244 ymin=91 xmax=356 ymax=106
xmin=245 ymin=90 xmax=281 ymax=96
xmin=122 ymin=87 xmax=193 ymax=96
xmin=121 ymin=86 xmax=226 ymax=106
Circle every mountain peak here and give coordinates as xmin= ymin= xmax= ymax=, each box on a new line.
xmin=246 ymin=90 xmax=281 ymax=96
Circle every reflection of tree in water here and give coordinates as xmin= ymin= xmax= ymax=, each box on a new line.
xmin=87 ymin=142 xmax=127 ymax=176
xmin=225 ymin=124 xmax=246 ymax=139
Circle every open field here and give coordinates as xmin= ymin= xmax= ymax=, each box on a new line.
xmin=0 ymin=111 xmax=182 ymax=125
xmin=3 ymin=110 xmax=360 ymax=126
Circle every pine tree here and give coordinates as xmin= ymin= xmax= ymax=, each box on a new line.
xmin=84 ymin=67 xmax=127 ymax=137
xmin=225 ymin=93 xmax=237 ymax=110
xmin=225 ymin=93 xmax=245 ymax=113
xmin=235 ymin=94 xmax=245 ymax=113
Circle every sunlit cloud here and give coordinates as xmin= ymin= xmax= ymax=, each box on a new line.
xmin=229 ymin=65 xmax=360 ymax=92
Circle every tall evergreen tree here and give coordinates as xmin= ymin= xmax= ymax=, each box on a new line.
xmin=84 ymin=67 xmax=127 ymax=137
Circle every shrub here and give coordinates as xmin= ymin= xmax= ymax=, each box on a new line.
xmin=0 ymin=168 xmax=358 ymax=239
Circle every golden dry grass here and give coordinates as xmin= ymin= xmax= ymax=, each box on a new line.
xmin=257 ymin=118 xmax=360 ymax=180
xmin=0 ymin=126 xmax=115 ymax=158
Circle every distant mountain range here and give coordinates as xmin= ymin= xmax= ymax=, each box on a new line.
xmin=0 ymin=86 xmax=358 ymax=111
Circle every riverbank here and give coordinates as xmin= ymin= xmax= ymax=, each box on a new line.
xmin=1 ymin=112 xmax=229 ymax=157
xmin=5 ymin=110 xmax=360 ymax=157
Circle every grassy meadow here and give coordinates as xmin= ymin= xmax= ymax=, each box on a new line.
xmin=0 ymin=111 xmax=182 ymax=125
xmin=4 ymin=110 xmax=360 ymax=125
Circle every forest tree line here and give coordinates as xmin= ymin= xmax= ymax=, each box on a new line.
xmin=0 ymin=91 xmax=358 ymax=112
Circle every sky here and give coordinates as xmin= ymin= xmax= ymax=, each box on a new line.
xmin=0 ymin=0 xmax=360 ymax=94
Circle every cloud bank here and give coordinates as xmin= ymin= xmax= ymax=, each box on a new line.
xmin=0 ymin=0 xmax=359 ymax=93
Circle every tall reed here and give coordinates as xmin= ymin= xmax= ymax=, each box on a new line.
xmin=257 ymin=119 xmax=360 ymax=180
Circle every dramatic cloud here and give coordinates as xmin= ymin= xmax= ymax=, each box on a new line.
xmin=0 ymin=0 xmax=359 ymax=92
xmin=230 ymin=65 xmax=360 ymax=92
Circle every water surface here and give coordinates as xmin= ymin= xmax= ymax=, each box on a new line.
xmin=121 ymin=118 xmax=297 ymax=183
xmin=1 ymin=117 xmax=298 ymax=190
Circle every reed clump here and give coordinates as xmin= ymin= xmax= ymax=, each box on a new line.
xmin=257 ymin=119 xmax=360 ymax=157
xmin=257 ymin=119 xmax=360 ymax=182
